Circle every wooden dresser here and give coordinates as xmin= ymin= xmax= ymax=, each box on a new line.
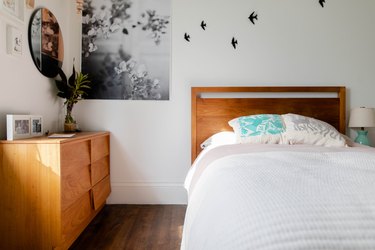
xmin=0 ymin=131 xmax=111 ymax=249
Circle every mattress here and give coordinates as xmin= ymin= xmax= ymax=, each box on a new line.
xmin=182 ymin=144 xmax=375 ymax=250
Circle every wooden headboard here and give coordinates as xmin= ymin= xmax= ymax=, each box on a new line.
xmin=191 ymin=86 xmax=346 ymax=162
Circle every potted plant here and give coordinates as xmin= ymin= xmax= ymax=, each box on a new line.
xmin=55 ymin=64 xmax=91 ymax=132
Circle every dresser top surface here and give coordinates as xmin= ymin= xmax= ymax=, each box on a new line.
xmin=0 ymin=131 xmax=109 ymax=144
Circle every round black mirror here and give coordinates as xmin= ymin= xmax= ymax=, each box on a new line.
xmin=28 ymin=8 xmax=64 ymax=78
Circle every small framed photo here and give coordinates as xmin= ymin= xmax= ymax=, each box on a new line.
xmin=25 ymin=0 xmax=34 ymax=9
xmin=31 ymin=115 xmax=43 ymax=136
xmin=1 ymin=0 xmax=18 ymax=16
xmin=7 ymin=114 xmax=31 ymax=140
xmin=0 ymin=0 xmax=24 ymax=22
xmin=6 ymin=24 xmax=23 ymax=56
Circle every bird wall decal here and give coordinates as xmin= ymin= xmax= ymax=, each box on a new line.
xmin=184 ymin=33 xmax=191 ymax=42
xmin=231 ymin=37 xmax=238 ymax=49
xmin=201 ymin=21 xmax=207 ymax=30
xmin=248 ymin=11 xmax=258 ymax=25
xmin=183 ymin=4 xmax=330 ymax=50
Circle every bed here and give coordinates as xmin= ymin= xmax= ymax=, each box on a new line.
xmin=182 ymin=86 xmax=375 ymax=250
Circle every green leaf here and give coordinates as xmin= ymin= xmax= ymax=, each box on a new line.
xmin=54 ymin=62 xmax=92 ymax=106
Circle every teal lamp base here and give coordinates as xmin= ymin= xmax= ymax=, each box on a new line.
xmin=354 ymin=130 xmax=370 ymax=146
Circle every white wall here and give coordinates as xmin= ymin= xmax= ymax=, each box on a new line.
xmin=2 ymin=0 xmax=375 ymax=204
xmin=73 ymin=0 xmax=375 ymax=204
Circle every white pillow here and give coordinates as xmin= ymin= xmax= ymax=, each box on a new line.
xmin=200 ymin=131 xmax=236 ymax=149
xmin=282 ymin=113 xmax=346 ymax=147
xmin=228 ymin=114 xmax=286 ymax=144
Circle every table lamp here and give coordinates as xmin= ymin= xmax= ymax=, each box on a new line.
xmin=348 ymin=107 xmax=375 ymax=146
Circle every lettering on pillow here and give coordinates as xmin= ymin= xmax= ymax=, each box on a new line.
xmin=282 ymin=113 xmax=346 ymax=147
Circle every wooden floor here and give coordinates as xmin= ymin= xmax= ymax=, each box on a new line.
xmin=69 ymin=205 xmax=187 ymax=250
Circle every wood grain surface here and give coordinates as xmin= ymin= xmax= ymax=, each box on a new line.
xmin=191 ymin=86 xmax=346 ymax=162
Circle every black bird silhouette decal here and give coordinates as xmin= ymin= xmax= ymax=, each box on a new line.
xmin=248 ymin=11 xmax=258 ymax=25
xmin=184 ymin=33 xmax=190 ymax=42
xmin=319 ymin=0 xmax=325 ymax=8
xmin=231 ymin=37 xmax=238 ymax=49
xmin=201 ymin=20 xmax=207 ymax=30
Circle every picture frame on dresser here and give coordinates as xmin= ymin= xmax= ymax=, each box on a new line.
xmin=6 ymin=114 xmax=43 ymax=140
xmin=6 ymin=114 xmax=30 ymax=140
xmin=31 ymin=115 xmax=43 ymax=136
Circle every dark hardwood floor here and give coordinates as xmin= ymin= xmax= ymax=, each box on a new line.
xmin=69 ymin=205 xmax=187 ymax=250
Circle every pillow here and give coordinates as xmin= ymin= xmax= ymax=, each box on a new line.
xmin=200 ymin=131 xmax=236 ymax=149
xmin=281 ymin=113 xmax=346 ymax=147
xmin=228 ymin=114 xmax=286 ymax=144
xmin=341 ymin=134 xmax=356 ymax=147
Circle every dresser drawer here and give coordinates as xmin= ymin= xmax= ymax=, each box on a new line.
xmin=92 ymin=176 xmax=111 ymax=210
xmin=61 ymin=164 xmax=91 ymax=211
xmin=61 ymin=141 xmax=90 ymax=171
xmin=91 ymin=156 xmax=109 ymax=186
xmin=91 ymin=135 xmax=109 ymax=163
xmin=61 ymin=192 xmax=92 ymax=246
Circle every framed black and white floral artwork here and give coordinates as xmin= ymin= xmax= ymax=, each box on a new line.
xmin=6 ymin=24 xmax=23 ymax=56
xmin=81 ymin=0 xmax=171 ymax=100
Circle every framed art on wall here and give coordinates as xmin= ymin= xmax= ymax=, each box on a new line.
xmin=81 ymin=0 xmax=171 ymax=100
xmin=6 ymin=24 xmax=23 ymax=56
xmin=1 ymin=0 xmax=18 ymax=16
xmin=25 ymin=0 xmax=34 ymax=9
xmin=0 ymin=0 xmax=24 ymax=22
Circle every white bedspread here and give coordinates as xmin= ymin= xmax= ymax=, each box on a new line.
xmin=182 ymin=144 xmax=375 ymax=250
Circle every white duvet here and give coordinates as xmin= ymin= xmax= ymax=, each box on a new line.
xmin=182 ymin=144 xmax=375 ymax=250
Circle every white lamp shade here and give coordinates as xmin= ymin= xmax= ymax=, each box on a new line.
xmin=348 ymin=107 xmax=375 ymax=128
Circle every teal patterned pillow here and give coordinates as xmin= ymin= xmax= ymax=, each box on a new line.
xmin=228 ymin=114 xmax=286 ymax=144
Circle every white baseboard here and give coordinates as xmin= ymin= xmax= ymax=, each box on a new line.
xmin=107 ymin=182 xmax=188 ymax=204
